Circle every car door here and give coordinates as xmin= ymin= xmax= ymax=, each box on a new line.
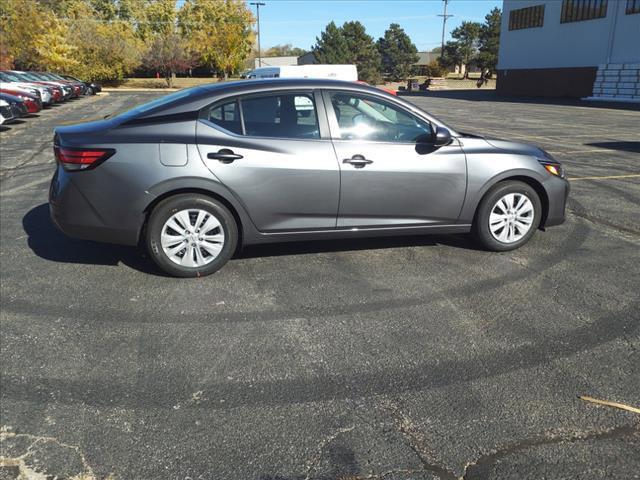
xmin=323 ymin=90 xmax=467 ymax=228
xmin=196 ymin=90 xmax=340 ymax=232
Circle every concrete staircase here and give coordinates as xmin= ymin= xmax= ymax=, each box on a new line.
xmin=588 ymin=63 xmax=640 ymax=102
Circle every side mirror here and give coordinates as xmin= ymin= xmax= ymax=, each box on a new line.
xmin=433 ymin=126 xmax=452 ymax=146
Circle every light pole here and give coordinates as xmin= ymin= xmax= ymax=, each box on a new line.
xmin=251 ymin=2 xmax=266 ymax=68
xmin=438 ymin=0 xmax=453 ymax=60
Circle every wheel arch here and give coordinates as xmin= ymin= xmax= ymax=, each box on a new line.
xmin=140 ymin=186 xmax=248 ymax=252
xmin=472 ymin=175 xmax=549 ymax=229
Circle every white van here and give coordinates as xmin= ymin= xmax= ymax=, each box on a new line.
xmin=246 ymin=64 xmax=358 ymax=82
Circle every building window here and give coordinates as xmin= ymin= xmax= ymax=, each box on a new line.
xmin=508 ymin=4 xmax=545 ymax=30
xmin=627 ymin=0 xmax=640 ymax=14
xmin=561 ymin=0 xmax=608 ymax=23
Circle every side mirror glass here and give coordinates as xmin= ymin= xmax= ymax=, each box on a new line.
xmin=434 ymin=126 xmax=452 ymax=146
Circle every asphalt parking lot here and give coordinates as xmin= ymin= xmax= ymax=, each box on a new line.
xmin=1 ymin=90 xmax=638 ymax=479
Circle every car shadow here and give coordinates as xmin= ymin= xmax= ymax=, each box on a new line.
xmin=22 ymin=204 xmax=160 ymax=275
xmin=24 ymin=203 xmax=480 ymax=275
xmin=584 ymin=141 xmax=640 ymax=153
xmin=398 ymin=89 xmax=640 ymax=111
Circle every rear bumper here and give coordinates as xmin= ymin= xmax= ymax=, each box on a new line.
xmin=49 ymin=168 xmax=140 ymax=246
xmin=543 ymin=176 xmax=570 ymax=227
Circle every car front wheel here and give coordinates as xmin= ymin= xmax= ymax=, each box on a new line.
xmin=146 ymin=194 xmax=238 ymax=277
xmin=473 ymin=180 xmax=542 ymax=251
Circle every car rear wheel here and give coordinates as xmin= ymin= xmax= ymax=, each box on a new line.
xmin=472 ymin=181 xmax=541 ymax=251
xmin=146 ymin=194 xmax=238 ymax=277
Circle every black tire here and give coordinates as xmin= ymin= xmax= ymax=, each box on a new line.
xmin=472 ymin=180 xmax=542 ymax=252
xmin=146 ymin=194 xmax=238 ymax=278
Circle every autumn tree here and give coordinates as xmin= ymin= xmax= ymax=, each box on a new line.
xmin=179 ymin=0 xmax=254 ymax=79
xmin=376 ymin=23 xmax=418 ymax=81
xmin=64 ymin=1 xmax=143 ymax=82
xmin=143 ymin=33 xmax=196 ymax=87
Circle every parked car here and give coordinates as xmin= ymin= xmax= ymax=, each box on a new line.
xmin=0 ymin=71 xmax=53 ymax=106
xmin=16 ymin=71 xmax=72 ymax=101
xmin=38 ymin=72 xmax=84 ymax=96
xmin=0 ymin=98 xmax=15 ymax=124
xmin=26 ymin=72 xmax=75 ymax=99
xmin=0 ymin=93 xmax=29 ymax=119
xmin=61 ymin=74 xmax=101 ymax=95
xmin=50 ymin=79 xmax=569 ymax=278
xmin=0 ymin=87 xmax=42 ymax=113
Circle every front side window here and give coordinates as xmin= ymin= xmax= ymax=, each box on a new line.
xmin=561 ymin=0 xmax=608 ymax=23
xmin=240 ymin=93 xmax=320 ymax=139
xmin=328 ymin=92 xmax=431 ymax=143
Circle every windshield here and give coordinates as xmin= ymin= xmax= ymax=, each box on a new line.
xmin=1 ymin=72 xmax=21 ymax=82
xmin=19 ymin=73 xmax=41 ymax=82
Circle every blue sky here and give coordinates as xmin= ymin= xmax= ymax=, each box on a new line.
xmin=247 ymin=0 xmax=502 ymax=52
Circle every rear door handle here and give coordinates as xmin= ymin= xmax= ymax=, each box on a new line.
xmin=207 ymin=149 xmax=243 ymax=163
xmin=343 ymin=155 xmax=373 ymax=168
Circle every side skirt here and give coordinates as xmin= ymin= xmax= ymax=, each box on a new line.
xmin=243 ymin=224 xmax=472 ymax=245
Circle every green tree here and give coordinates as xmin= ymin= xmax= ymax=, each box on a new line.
xmin=312 ymin=21 xmax=381 ymax=83
xmin=476 ymin=7 xmax=501 ymax=78
xmin=376 ymin=23 xmax=418 ymax=81
xmin=342 ymin=21 xmax=381 ymax=84
xmin=438 ymin=40 xmax=463 ymax=74
xmin=450 ymin=21 xmax=482 ymax=78
xmin=312 ymin=21 xmax=349 ymax=64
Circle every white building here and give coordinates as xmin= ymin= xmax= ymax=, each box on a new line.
xmin=254 ymin=56 xmax=298 ymax=68
xmin=497 ymin=0 xmax=640 ymax=100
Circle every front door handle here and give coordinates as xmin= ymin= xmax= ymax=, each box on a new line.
xmin=207 ymin=149 xmax=243 ymax=164
xmin=343 ymin=155 xmax=373 ymax=168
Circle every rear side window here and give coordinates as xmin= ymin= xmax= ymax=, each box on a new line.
xmin=203 ymin=99 xmax=242 ymax=135
xmin=200 ymin=92 xmax=320 ymax=140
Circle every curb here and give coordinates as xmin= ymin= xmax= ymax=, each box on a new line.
xmin=102 ymin=88 xmax=180 ymax=92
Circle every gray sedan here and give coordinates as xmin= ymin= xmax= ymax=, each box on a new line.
xmin=49 ymin=79 xmax=569 ymax=277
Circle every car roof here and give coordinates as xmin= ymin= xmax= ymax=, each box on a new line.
xmin=200 ymin=78 xmax=387 ymax=95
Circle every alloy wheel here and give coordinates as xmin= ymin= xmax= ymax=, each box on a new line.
xmin=488 ymin=193 xmax=534 ymax=243
xmin=161 ymin=209 xmax=225 ymax=267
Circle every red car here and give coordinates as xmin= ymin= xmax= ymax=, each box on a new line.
xmin=0 ymin=88 xmax=42 ymax=113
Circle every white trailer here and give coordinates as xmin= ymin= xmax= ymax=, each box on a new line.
xmin=246 ymin=64 xmax=358 ymax=82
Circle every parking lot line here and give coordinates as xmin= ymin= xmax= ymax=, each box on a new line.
xmin=569 ymin=174 xmax=640 ymax=181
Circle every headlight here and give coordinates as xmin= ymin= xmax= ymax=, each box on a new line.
xmin=538 ymin=160 xmax=565 ymax=178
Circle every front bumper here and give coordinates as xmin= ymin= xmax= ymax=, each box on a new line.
xmin=543 ymin=175 xmax=570 ymax=227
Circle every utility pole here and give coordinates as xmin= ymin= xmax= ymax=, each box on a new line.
xmin=251 ymin=2 xmax=266 ymax=68
xmin=438 ymin=0 xmax=453 ymax=60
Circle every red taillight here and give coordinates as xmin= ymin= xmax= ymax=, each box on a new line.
xmin=54 ymin=147 xmax=115 ymax=171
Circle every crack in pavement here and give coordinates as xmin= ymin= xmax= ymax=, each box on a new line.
xmin=461 ymin=423 xmax=640 ymax=480
xmin=382 ymin=401 xmax=458 ymax=480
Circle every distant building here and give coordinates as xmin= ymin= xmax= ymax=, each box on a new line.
xmin=497 ymin=0 xmax=640 ymax=99
xmin=413 ymin=51 xmax=473 ymax=75
xmin=254 ymin=56 xmax=298 ymax=68
xmin=297 ymin=52 xmax=317 ymax=65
